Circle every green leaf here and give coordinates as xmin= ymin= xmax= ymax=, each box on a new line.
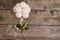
xmin=25 ymin=27 xmax=29 ymax=30
xmin=22 ymin=22 xmax=29 ymax=30
xmin=22 ymin=23 xmax=26 ymax=27
xmin=16 ymin=23 xmax=22 ymax=30
xmin=16 ymin=23 xmax=21 ymax=28
xmin=16 ymin=22 xmax=29 ymax=30
xmin=26 ymin=23 xmax=29 ymax=27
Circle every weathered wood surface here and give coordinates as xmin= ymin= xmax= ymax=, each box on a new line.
xmin=0 ymin=0 xmax=60 ymax=40
xmin=0 ymin=25 xmax=60 ymax=40
xmin=0 ymin=10 xmax=18 ymax=24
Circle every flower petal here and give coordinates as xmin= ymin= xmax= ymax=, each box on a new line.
xmin=15 ymin=13 xmax=22 ymax=18
xmin=20 ymin=2 xmax=31 ymax=14
xmin=23 ymin=13 xmax=29 ymax=18
xmin=13 ymin=3 xmax=20 ymax=13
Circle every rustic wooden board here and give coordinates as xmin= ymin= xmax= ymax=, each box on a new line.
xmin=0 ymin=10 xmax=18 ymax=24
xmin=0 ymin=25 xmax=60 ymax=40
xmin=27 ymin=0 xmax=50 ymax=10
xmin=0 ymin=0 xmax=23 ymax=9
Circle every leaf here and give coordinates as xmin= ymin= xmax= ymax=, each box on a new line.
xmin=16 ymin=23 xmax=22 ymax=30
xmin=22 ymin=22 xmax=29 ymax=30
xmin=22 ymin=23 xmax=26 ymax=27
xmin=25 ymin=27 xmax=29 ymax=30
xmin=16 ymin=22 xmax=29 ymax=30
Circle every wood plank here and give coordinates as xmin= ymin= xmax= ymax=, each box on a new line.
xmin=0 ymin=10 xmax=18 ymax=24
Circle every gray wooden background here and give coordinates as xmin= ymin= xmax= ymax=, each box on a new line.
xmin=0 ymin=0 xmax=60 ymax=40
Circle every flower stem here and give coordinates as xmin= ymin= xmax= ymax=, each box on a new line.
xmin=19 ymin=18 xmax=24 ymax=24
xmin=21 ymin=30 xmax=26 ymax=40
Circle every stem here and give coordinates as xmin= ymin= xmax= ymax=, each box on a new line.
xmin=19 ymin=18 xmax=24 ymax=25
xmin=21 ymin=30 xmax=26 ymax=40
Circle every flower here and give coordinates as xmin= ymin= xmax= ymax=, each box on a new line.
xmin=13 ymin=2 xmax=31 ymax=18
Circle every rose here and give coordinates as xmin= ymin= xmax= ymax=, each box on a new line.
xmin=13 ymin=2 xmax=31 ymax=18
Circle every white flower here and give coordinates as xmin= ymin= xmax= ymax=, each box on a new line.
xmin=13 ymin=2 xmax=31 ymax=18
xmin=13 ymin=3 xmax=21 ymax=13
xmin=15 ymin=12 xmax=22 ymax=18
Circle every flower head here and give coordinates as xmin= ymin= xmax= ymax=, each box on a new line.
xmin=13 ymin=2 xmax=31 ymax=18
